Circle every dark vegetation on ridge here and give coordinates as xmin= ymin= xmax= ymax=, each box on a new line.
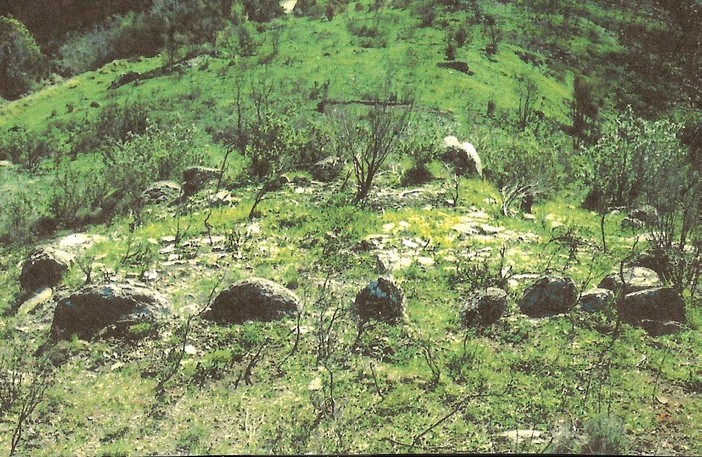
xmin=0 ymin=0 xmax=700 ymax=455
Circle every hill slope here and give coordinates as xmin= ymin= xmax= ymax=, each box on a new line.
xmin=0 ymin=1 xmax=700 ymax=455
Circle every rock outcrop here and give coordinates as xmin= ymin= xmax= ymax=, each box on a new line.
xmin=442 ymin=136 xmax=482 ymax=177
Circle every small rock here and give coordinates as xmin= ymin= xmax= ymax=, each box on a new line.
xmin=599 ymin=267 xmax=663 ymax=295
xmin=203 ymin=278 xmax=301 ymax=323
xmin=57 ymin=233 xmax=107 ymax=253
xmin=628 ymin=204 xmax=659 ymax=225
xmin=182 ymin=166 xmax=222 ymax=196
xmin=310 ymin=156 xmax=343 ymax=182
xmin=497 ymin=429 xmax=546 ymax=445
xmin=452 ymin=223 xmax=477 ymax=235
xmin=416 ymin=256 xmax=435 ymax=267
xmin=20 ymin=248 xmax=74 ymax=292
xmin=461 ymin=287 xmax=507 ymax=327
xmin=51 ymin=283 xmax=171 ymax=340
xmin=209 ymin=189 xmax=236 ymax=207
xmin=518 ymin=276 xmax=578 ymax=317
xmin=620 ymin=216 xmax=644 ymax=230
xmin=618 ymin=287 xmax=687 ymax=336
xmin=479 ymin=224 xmax=504 ymax=235
xmin=578 ymin=288 xmax=615 ymax=313
xmin=141 ymin=181 xmax=182 ymax=205
xmin=353 ymin=277 xmax=405 ymax=323
xmin=17 ymin=287 xmax=53 ymax=315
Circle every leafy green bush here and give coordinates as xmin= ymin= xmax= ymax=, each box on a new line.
xmin=101 ymin=122 xmax=208 ymax=216
xmin=480 ymin=126 xmax=570 ymax=193
xmin=399 ymin=116 xmax=446 ymax=186
xmin=0 ymin=191 xmax=49 ymax=245
xmin=0 ymin=128 xmax=68 ymax=171
xmin=581 ymin=414 xmax=628 ymax=454
xmin=49 ymin=156 xmax=109 ymax=228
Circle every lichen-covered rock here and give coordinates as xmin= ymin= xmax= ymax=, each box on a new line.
xmin=617 ymin=287 xmax=686 ymax=336
xmin=353 ymin=277 xmax=405 ymax=323
xmin=598 ymin=267 xmax=663 ymax=295
xmin=182 ymin=166 xmax=222 ymax=196
xmin=51 ymin=283 xmax=171 ymax=340
xmin=518 ymin=276 xmax=578 ymax=317
xmin=203 ymin=278 xmax=301 ymax=323
xmin=142 ymin=180 xmax=182 ymax=204
xmin=461 ymin=287 xmax=507 ymax=327
xmin=578 ymin=288 xmax=615 ymax=313
xmin=20 ymin=247 xmax=74 ymax=292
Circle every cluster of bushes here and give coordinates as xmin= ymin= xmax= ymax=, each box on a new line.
xmin=0 ymin=102 xmax=209 ymax=244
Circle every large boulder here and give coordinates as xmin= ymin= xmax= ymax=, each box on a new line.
xmin=20 ymin=247 xmax=75 ymax=292
xmin=441 ymin=136 xmax=482 ymax=177
xmin=203 ymin=278 xmax=301 ymax=323
xmin=617 ymin=287 xmax=687 ymax=336
xmin=142 ymin=180 xmax=182 ymax=205
xmin=518 ymin=276 xmax=578 ymax=317
xmin=182 ymin=166 xmax=222 ymax=196
xmin=598 ymin=267 xmax=663 ymax=296
xmin=461 ymin=287 xmax=507 ymax=327
xmin=353 ymin=277 xmax=405 ymax=323
xmin=578 ymin=288 xmax=615 ymax=313
xmin=51 ymin=283 xmax=171 ymax=340
xmin=310 ymin=156 xmax=343 ymax=182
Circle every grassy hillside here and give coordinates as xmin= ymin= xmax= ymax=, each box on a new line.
xmin=0 ymin=0 xmax=700 ymax=455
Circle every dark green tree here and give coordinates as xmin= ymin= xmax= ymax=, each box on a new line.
xmin=570 ymin=74 xmax=600 ymax=147
xmin=0 ymin=16 xmax=45 ymax=100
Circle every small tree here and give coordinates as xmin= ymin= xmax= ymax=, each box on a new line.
xmin=570 ymin=74 xmax=600 ymax=147
xmin=483 ymin=15 xmax=501 ymax=57
xmin=330 ymin=96 xmax=414 ymax=203
xmin=445 ymin=34 xmax=456 ymax=61
xmin=0 ymin=16 xmax=46 ymax=99
xmin=515 ymin=73 xmax=541 ymax=131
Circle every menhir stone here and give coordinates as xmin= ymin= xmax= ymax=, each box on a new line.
xmin=617 ymin=287 xmax=687 ymax=336
xmin=461 ymin=287 xmax=507 ymax=327
xmin=20 ymin=247 xmax=75 ymax=292
xmin=203 ymin=278 xmax=301 ymax=323
xmin=518 ymin=275 xmax=578 ymax=318
xmin=353 ymin=277 xmax=405 ymax=323
xmin=51 ymin=283 xmax=171 ymax=340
